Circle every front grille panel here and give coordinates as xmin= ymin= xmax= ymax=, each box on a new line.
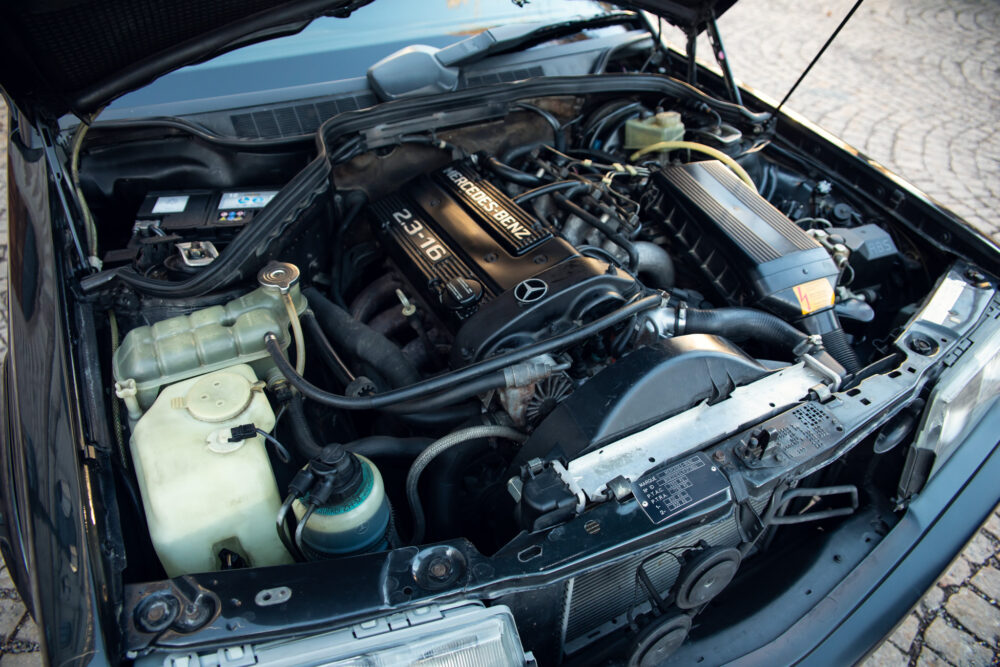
xmin=563 ymin=495 xmax=770 ymax=654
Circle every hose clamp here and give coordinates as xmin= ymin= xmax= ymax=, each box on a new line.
xmin=675 ymin=302 xmax=688 ymax=335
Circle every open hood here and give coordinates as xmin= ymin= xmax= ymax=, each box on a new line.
xmin=0 ymin=0 xmax=732 ymax=121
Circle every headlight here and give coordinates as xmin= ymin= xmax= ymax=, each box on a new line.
xmin=143 ymin=603 xmax=528 ymax=667
xmin=915 ymin=319 xmax=1000 ymax=475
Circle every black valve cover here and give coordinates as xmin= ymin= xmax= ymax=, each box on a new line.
xmin=369 ymin=161 xmax=638 ymax=361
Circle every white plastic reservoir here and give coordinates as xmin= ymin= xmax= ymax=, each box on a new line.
xmin=129 ymin=364 xmax=292 ymax=576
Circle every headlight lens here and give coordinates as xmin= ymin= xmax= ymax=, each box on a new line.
xmin=325 ymin=606 xmax=524 ymax=666
xmin=916 ymin=324 xmax=1000 ymax=474
xmin=145 ymin=603 xmax=528 ymax=667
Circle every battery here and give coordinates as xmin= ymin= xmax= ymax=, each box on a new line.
xmin=135 ymin=188 xmax=280 ymax=231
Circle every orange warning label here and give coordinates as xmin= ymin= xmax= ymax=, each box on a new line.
xmin=793 ymin=278 xmax=835 ymax=315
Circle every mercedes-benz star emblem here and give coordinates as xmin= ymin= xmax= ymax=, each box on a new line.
xmin=514 ymin=278 xmax=548 ymax=304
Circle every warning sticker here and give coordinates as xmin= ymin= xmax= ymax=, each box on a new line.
xmin=793 ymin=278 xmax=835 ymax=315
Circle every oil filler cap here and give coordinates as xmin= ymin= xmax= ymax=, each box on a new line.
xmin=440 ymin=277 xmax=483 ymax=311
xmin=185 ymin=372 xmax=253 ymax=423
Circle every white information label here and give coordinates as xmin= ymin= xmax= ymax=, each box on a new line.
xmin=152 ymin=195 xmax=189 ymax=214
xmin=218 ymin=191 xmax=279 ymax=210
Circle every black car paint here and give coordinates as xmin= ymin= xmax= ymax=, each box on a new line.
xmin=1 ymin=122 xmax=115 ymax=664
xmin=1 ymin=52 xmax=999 ymax=667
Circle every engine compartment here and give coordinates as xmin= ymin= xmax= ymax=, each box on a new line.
xmin=69 ymin=78 xmax=983 ymax=662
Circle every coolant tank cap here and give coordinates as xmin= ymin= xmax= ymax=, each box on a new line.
xmin=257 ymin=261 xmax=300 ymax=293
xmin=185 ymin=372 xmax=253 ymax=423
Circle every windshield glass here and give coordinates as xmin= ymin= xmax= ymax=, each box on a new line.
xmin=108 ymin=0 xmax=607 ymax=115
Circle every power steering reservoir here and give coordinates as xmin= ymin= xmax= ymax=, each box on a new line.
xmin=292 ymin=453 xmax=392 ymax=557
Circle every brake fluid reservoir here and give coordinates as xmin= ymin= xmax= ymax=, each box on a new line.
xmin=129 ymin=364 xmax=292 ymax=576
xmin=292 ymin=455 xmax=391 ymax=557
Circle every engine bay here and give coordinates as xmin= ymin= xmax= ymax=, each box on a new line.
xmin=67 ymin=76 xmax=996 ymax=662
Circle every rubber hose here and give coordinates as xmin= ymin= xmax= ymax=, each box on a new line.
xmin=305 ymin=287 xmax=420 ymax=388
xmin=629 ymin=140 xmax=757 ymax=191
xmin=485 ymin=157 xmax=543 ymax=186
xmin=392 ymin=402 xmax=483 ymax=428
xmin=821 ymin=327 xmax=861 ymax=373
xmin=282 ymin=292 xmax=306 ymax=376
xmin=500 ymin=141 xmax=548 ymax=167
xmin=634 ymin=241 xmax=675 ymax=289
xmin=300 ymin=311 xmax=355 ymax=386
xmin=406 ymin=425 xmax=527 ymax=545
xmin=345 ymin=436 xmax=433 ymax=464
xmin=385 ymin=372 xmax=507 ymax=414
xmin=330 ymin=192 xmax=368 ymax=306
xmin=683 ymin=307 xmax=808 ymax=351
xmin=513 ymin=180 xmax=586 ymax=204
xmin=513 ymin=103 xmax=565 ymax=151
xmin=265 ymin=294 xmax=661 ymax=411
xmin=287 ymin=394 xmax=326 ymax=461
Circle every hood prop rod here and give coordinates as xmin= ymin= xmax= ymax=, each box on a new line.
xmin=776 ymin=0 xmax=865 ymax=113
xmin=705 ymin=12 xmax=742 ymax=106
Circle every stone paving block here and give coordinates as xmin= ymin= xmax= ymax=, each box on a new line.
xmin=962 ymin=532 xmax=998 ymax=566
xmin=888 ymin=612 xmax=920 ymax=653
xmin=0 ymin=653 xmax=43 ymax=667
xmin=945 ymin=588 xmax=1000 ymax=646
xmin=937 ymin=557 xmax=972 ymax=588
xmin=915 ymin=647 xmax=951 ymax=667
xmin=970 ymin=566 xmax=1000 ymax=602
xmin=861 ymin=641 xmax=909 ymax=667
xmin=983 ymin=513 xmax=1000 ymax=541
xmin=0 ymin=599 xmax=24 ymax=642
xmin=924 ymin=617 xmax=993 ymax=667
xmin=919 ymin=585 xmax=945 ymax=618
xmin=0 ymin=568 xmax=13 ymax=592
xmin=12 ymin=615 xmax=39 ymax=645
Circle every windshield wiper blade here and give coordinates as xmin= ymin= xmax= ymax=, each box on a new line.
xmin=436 ymin=11 xmax=639 ymax=68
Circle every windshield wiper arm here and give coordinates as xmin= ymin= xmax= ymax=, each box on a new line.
xmin=436 ymin=11 xmax=639 ymax=68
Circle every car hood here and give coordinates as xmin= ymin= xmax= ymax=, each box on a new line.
xmin=0 ymin=0 xmax=732 ymax=121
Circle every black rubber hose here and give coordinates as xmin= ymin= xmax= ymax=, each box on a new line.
xmin=300 ymin=310 xmax=355 ymax=387
xmin=345 ymin=436 xmax=433 ymax=464
xmin=514 ymin=102 xmax=566 ymax=151
xmin=513 ymin=180 xmax=587 ymax=204
xmin=800 ymin=309 xmax=861 ymax=373
xmin=821 ymin=327 xmax=861 ymax=373
xmin=287 ymin=394 xmax=326 ymax=461
xmin=305 ymin=287 xmax=420 ymax=389
xmin=392 ymin=401 xmax=483 ymax=428
xmin=500 ymin=141 xmax=548 ymax=167
xmin=264 ymin=294 xmax=661 ymax=411
xmin=385 ymin=372 xmax=507 ymax=414
xmin=683 ymin=307 xmax=808 ymax=351
xmin=330 ymin=191 xmax=368 ymax=307
xmin=553 ymin=192 xmax=639 ymax=272
xmin=485 ymin=157 xmax=543 ymax=186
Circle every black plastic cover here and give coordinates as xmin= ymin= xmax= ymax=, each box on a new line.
xmin=653 ymin=161 xmax=840 ymax=320
xmin=369 ymin=161 xmax=636 ymax=345
xmin=513 ymin=334 xmax=769 ymax=466
xmin=829 ymin=224 xmax=900 ymax=287
xmin=450 ymin=256 xmax=637 ymax=363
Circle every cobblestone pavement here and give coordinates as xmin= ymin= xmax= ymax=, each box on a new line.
xmin=697 ymin=0 xmax=1000 ymax=245
xmin=0 ymin=0 xmax=998 ymax=664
